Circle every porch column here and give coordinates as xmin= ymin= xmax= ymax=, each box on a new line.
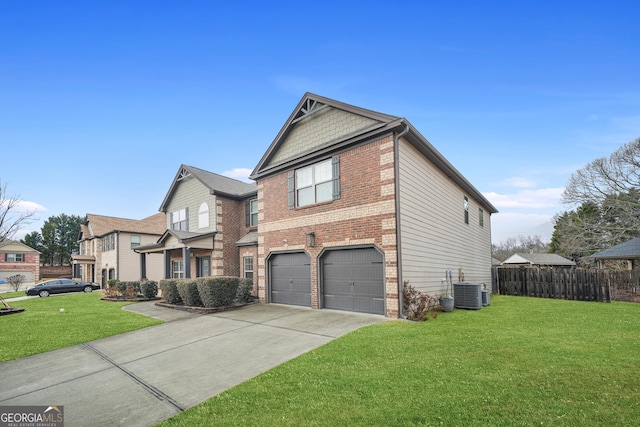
xmin=164 ymin=250 xmax=171 ymax=279
xmin=183 ymin=247 xmax=191 ymax=278
xmin=139 ymin=253 xmax=147 ymax=280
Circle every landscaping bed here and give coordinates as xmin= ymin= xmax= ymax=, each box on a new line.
xmin=155 ymin=298 xmax=258 ymax=314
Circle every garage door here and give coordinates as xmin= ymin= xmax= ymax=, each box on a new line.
xmin=269 ymin=252 xmax=311 ymax=307
xmin=0 ymin=271 xmax=35 ymax=283
xmin=321 ymin=247 xmax=385 ymax=315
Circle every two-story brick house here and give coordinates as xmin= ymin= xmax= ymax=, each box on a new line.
xmin=0 ymin=240 xmax=41 ymax=284
xmin=135 ymin=165 xmax=258 ymax=290
xmin=71 ymin=213 xmax=166 ymax=286
xmin=250 ymin=93 xmax=498 ymax=318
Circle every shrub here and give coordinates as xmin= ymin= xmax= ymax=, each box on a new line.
xmin=124 ymin=285 xmax=136 ymax=298
xmin=197 ymin=277 xmax=239 ymax=308
xmin=236 ymin=278 xmax=254 ymax=303
xmin=403 ymin=283 xmax=441 ymax=321
xmin=177 ymin=280 xmax=202 ymax=307
xmin=6 ymin=274 xmax=26 ymax=292
xmin=116 ymin=281 xmax=128 ymax=296
xmin=159 ymin=280 xmax=182 ymax=304
xmin=140 ymin=281 xmax=158 ymax=298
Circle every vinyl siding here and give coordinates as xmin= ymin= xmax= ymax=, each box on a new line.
xmin=117 ymin=232 xmax=163 ymax=281
xmin=165 ymin=175 xmax=217 ymax=233
xmin=398 ymin=138 xmax=492 ymax=295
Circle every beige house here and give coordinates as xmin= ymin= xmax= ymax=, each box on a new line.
xmin=0 ymin=241 xmax=41 ymax=284
xmin=135 ymin=165 xmax=258 ymax=289
xmin=250 ymin=93 xmax=497 ymax=317
xmin=71 ymin=213 xmax=166 ymax=286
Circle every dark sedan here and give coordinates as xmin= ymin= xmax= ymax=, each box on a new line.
xmin=25 ymin=279 xmax=100 ymax=297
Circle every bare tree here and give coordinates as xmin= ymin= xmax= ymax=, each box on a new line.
xmin=6 ymin=274 xmax=26 ymax=292
xmin=0 ymin=180 xmax=36 ymax=243
xmin=492 ymin=235 xmax=549 ymax=262
xmin=563 ymin=137 xmax=640 ymax=206
xmin=556 ymin=137 xmax=640 ymax=264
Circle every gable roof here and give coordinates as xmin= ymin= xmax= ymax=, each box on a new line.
xmin=590 ymin=237 xmax=640 ymax=260
xmin=502 ymin=253 xmax=576 ymax=266
xmin=159 ymin=164 xmax=257 ymax=211
xmin=250 ymin=93 xmax=497 ymax=214
xmin=82 ymin=213 xmax=166 ymax=239
xmin=0 ymin=240 xmax=41 ymax=254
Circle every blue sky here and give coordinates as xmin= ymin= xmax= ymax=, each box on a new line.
xmin=1 ymin=1 xmax=639 ymax=244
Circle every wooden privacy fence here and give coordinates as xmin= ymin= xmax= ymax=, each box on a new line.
xmin=491 ymin=267 xmax=640 ymax=303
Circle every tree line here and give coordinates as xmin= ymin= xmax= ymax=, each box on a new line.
xmin=21 ymin=214 xmax=85 ymax=266
xmin=550 ymin=137 xmax=640 ymax=266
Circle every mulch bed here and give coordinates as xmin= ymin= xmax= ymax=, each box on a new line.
xmin=101 ymin=296 xmax=162 ymax=302
xmin=155 ymin=300 xmax=259 ymax=315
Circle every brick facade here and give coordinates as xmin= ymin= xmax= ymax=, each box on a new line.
xmin=0 ymin=245 xmax=40 ymax=283
xmin=257 ymin=135 xmax=400 ymax=317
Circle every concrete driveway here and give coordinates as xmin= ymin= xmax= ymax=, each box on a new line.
xmin=0 ymin=302 xmax=386 ymax=426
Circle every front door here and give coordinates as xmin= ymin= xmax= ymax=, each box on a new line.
xmin=196 ymin=257 xmax=211 ymax=277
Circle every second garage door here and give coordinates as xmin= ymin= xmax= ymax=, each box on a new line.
xmin=321 ymin=247 xmax=385 ymax=315
xmin=269 ymin=252 xmax=311 ymax=307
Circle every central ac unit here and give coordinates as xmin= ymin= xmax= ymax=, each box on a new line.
xmin=453 ymin=282 xmax=482 ymax=309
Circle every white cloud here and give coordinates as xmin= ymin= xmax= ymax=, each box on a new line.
xmin=220 ymin=168 xmax=254 ymax=183
xmin=484 ymin=187 xmax=564 ymax=209
xmin=15 ymin=200 xmax=47 ymax=213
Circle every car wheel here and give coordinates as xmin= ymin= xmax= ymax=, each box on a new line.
xmin=39 ymin=290 xmax=50 ymax=297
xmin=83 ymin=286 xmax=93 ymax=293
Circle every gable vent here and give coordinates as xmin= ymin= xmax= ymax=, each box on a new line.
xmin=292 ymin=99 xmax=328 ymax=124
xmin=177 ymin=168 xmax=191 ymax=181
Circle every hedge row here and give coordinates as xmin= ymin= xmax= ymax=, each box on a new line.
xmin=106 ymin=280 xmax=158 ymax=298
xmin=159 ymin=277 xmax=254 ymax=308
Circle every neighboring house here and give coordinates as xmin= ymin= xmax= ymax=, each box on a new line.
xmin=0 ymin=241 xmax=41 ymax=283
xmin=71 ymin=213 xmax=166 ymax=286
xmin=250 ymin=93 xmax=498 ymax=318
xmin=135 ymin=165 xmax=258 ymax=290
xmin=590 ymin=237 xmax=640 ymax=270
xmin=501 ymin=253 xmax=576 ymax=267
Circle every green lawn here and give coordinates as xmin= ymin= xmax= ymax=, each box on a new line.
xmin=0 ymin=291 xmax=26 ymax=300
xmin=158 ymin=296 xmax=640 ymax=426
xmin=0 ymin=292 xmax=162 ymax=362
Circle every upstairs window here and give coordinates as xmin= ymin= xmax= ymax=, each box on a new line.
xmin=464 ymin=196 xmax=469 ymax=225
xmin=102 ymin=234 xmax=115 ymax=252
xmin=198 ymin=203 xmax=209 ymax=229
xmin=131 ymin=235 xmax=141 ymax=249
xmin=171 ymin=208 xmax=188 ymax=231
xmin=289 ymin=157 xmax=340 ymax=208
xmin=246 ymin=198 xmax=258 ymax=227
xmin=5 ymin=253 xmax=24 ymax=262
xmin=479 ymin=208 xmax=484 ymax=227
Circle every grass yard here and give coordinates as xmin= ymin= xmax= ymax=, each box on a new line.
xmin=0 ymin=291 xmax=26 ymax=300
xmin=0 ymin=292 xmax=162 ymax=362
xmin=158 ymin=296 xmax=640 ymax=426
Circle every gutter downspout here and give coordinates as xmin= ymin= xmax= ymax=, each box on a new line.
xmin=393 ymin=121 xmax=410 ymax=319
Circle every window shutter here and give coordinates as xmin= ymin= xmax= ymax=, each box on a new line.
xmin=185 ymin=207 xmax=189 ymax=231
xmin=332 ymin=156 xmax=341 ymax=200
xmin=288 ymin=171 xmax=295 ymax=209
xmin=245 ymin=199 xmax=250 ymax=226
